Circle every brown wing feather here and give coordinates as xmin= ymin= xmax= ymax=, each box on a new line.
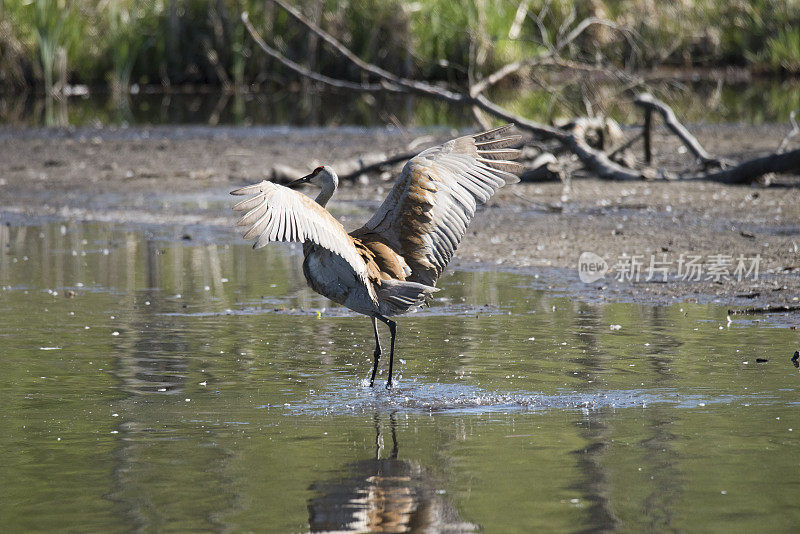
xmin=359 ymin=125 xmax=522 ymax=285
xmin=350 ymin=229 xmax=410 ymax=282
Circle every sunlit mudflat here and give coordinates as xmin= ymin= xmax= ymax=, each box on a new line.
xmin=1 ymin=220 xmax=799 ymax=532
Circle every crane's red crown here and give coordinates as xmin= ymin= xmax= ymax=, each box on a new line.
xmin=312 ymin=166 xmax=324 ymax=175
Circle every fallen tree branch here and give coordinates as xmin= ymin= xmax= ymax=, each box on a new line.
xmin=255 ymin=2 xmax=562 ymax=139
xmin=685 ymin=147 xmax=800 ymax=184
xmin=252 ymin=5 xmax=639 ymax=179
xmin=470 ymin=56 xmax=551 ymax=96
xmin=469 ymin=93 xmax=568 ymax=140
xmin=337 ymin=151 xmax=417 ymax=182
xmin=268 ymin=151 xmax=417 ymax=184
xmin=567 ymin=119 xmax=648 ymax=180
xmin=634 ymin=93 xmax=727 ymax=168
xmin=247 ymin=2 xmax=798 ymax=188
xmin=261 ymin=0 xmax=653 ymax=179
xmin=268 ymin=0 xmax=463 ymax=101
xmin=241 ymin=12 xmax=389 ymax=93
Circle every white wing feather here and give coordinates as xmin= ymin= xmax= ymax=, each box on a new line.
xmin=231 ymin=180 xmax=370 ymax=283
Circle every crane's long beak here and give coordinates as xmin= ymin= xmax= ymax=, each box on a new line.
xmin=287 ymin=172 xmax=314 ymax=188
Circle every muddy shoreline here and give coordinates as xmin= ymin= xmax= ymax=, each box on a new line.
xmin=2 ymin=124 xmax=798 ymax=310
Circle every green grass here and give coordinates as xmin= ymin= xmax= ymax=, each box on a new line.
xmin=0 ymin=0 xmax=798 ymax=94
xmin=764 ymin=26 xmax=800 ymax=72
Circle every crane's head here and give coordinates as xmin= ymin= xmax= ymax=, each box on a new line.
xmin=287 ymin=165 xmax=338 ymax=190
xmin=287 ymin=165 xmax=339 ymax=206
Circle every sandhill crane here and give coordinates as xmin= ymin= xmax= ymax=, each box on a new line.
xmin=231 ymin=125 xmax=522 ymax=388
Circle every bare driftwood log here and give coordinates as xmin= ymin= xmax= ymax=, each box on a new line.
xmin=687 ymin=148 xmax=800 ymax=184
xmin=634 ymin=93 xmax=727 ymax=168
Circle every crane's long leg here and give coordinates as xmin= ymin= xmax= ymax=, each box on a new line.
xmin=369 ymin=316 xmax=382 ymax=387
xmin=376 ymin=314 xmax=397 ymax=389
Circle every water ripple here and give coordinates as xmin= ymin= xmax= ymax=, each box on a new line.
xmin=276 ymin=381 xmax=752 ymax=416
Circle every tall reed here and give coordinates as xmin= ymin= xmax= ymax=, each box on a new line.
xmin=0 ymin=0 xmax=798 ymax=94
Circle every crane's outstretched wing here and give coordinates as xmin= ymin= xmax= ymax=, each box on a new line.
xmin=231 ymin=181 xmax=371 ymax=285
xmin=357 ymin=124 xmax=522 ymax=286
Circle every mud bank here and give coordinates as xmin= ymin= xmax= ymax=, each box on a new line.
xmin=1 ymin=124 xmax=798 ymax=309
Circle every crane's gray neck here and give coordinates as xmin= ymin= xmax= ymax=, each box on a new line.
xmin=314 ymin=168 xmax=338 ymax=207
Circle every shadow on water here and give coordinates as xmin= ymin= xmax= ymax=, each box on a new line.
xmin=1 ymin=219 xmax=799 ymax=532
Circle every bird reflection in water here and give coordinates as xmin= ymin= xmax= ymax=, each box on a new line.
xmin=307 ymin=413 xmax=477 ymax=533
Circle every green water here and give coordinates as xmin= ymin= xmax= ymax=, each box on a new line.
xmin=3 ymin=78 xmax=800 ymax=128
xmin=1 ymin=220 xmax=799 ymax=532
